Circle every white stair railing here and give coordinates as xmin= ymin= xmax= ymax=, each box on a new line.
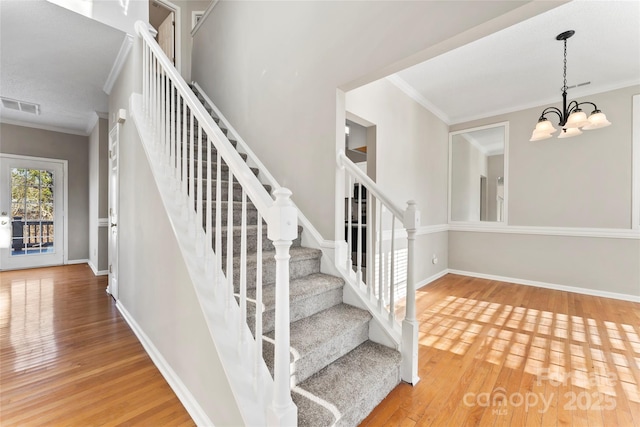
xmin=135 ymin=21 xmax=297 ymax=425
xmin=337 ymin=151 xmax=421 ymax=385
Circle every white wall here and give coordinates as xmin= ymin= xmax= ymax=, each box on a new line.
xmin=108 ymin=36 xmax=243 ymax=426
xmin=449 ymin=85 xmax=640 ymax=298
xmin=190 ymin=1 xmax=561 ymax=240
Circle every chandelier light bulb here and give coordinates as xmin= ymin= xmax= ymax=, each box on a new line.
xmin=530 ymin=129 xmax=553 ymax=142
xmin=535 ymin=118 xmax=557 ymax=133
xmin=557 ymin=127 xmax=583 ymax=139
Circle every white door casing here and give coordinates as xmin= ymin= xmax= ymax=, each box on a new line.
xmin=0 ymin=154 xmax=67 ymax=270
xmin=107 ymin=126 xmax=120 ymax=299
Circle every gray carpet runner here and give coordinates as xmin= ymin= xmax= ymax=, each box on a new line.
xmin=187 ymin=84 xmax=401 ymax=426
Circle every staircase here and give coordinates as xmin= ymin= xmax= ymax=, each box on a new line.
xmin=188 ymin=84 xmax=402 ymax=426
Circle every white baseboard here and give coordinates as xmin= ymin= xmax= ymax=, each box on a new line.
xmin=448 ymin=269 xmax=640 ymax=303
xmin=416 ymin=268 xmax=449 ymax=290
xmin=87 ymin=260 xmax=109 ymax=276
xmin=115 ymin=301 xmax=214 ymax=427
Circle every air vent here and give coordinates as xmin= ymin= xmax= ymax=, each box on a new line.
xmin=0 ymin=97 xmax=40 ymax=115
xmin=566 ymin=81 xmax=591 ymax=90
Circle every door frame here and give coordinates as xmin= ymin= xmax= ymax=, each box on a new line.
xmin=107 ymin=125 xmax=120 ymax=299
xmin=153 ymin=0 xmax=181 ymax=75
xmin=0 ymin=153 xmax=69 ymax=269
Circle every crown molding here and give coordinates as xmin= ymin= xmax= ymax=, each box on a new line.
xmin=0 ymin=118 xmax=88 ymax=136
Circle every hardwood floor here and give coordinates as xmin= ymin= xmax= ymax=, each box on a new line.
xmin=361 ymin=274 xmax=640 ymax=427
xmin=2 ymin=267 xmax=638 ymax=427
xmin=0 ymin=264 xmax=194 ymax=426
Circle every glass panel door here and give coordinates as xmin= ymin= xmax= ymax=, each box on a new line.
xmin=1 ymin=156 xmax=64 ymax=270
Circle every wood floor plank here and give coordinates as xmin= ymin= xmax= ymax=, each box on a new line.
xmin=0 ymin=264 xmax=194 ymax=426
xmin=363 ymin=274 xmax=640 ymax=427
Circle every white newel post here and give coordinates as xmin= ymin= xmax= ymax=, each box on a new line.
xmin=401 ymin=200 xmax=421 ymax=385
xmin=267 ymin=188 xmax=298 ymax=426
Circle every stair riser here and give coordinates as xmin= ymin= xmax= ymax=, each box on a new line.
xmin=231 ymin=255 xmax=321 ymax=292
xmin=187 ymin=164 xmax=259 ymax=179
xmin=247 ymin=286 xmax=343 ymax=335
xmin=262 ymin=314 xmax=366 ymax=387
xmin=183 ymin=149 xmax=247 ymax=163
xmin=213 ymin=228 xmax=302 ymax=257
xmin=193 ymin=182 xmax=270 ymax=202
xmin=201 ymin=206 xmax=260 ymax=226
xmin=186 ymin=167 xmax=258 ymax=181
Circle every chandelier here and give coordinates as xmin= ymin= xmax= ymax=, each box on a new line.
xmin=529 ymin=30 xmax=611 ymax=141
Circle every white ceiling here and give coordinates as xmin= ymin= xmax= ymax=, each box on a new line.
xmin=393 ymin=0 xmax=640 ymax=125
xmin=0 ymin=0 xmax=126 ymax=135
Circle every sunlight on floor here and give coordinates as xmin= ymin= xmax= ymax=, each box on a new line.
xmin=3 ymin=279 xmax=58 ymax=372
xmin=416 ymin=294 xmax=640 ymax=404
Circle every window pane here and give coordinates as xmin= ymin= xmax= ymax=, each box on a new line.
xmin=10 ymin=167 xmax=56 ymax=257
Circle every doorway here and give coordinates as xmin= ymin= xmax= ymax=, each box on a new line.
xmin=0 ymin=154 xmax=67 ymax=270
xmin=149 ymin=0 xmax=181 ymax=72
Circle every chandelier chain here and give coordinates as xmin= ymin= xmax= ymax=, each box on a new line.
xmin=563 ymin=39 xmax=567 ymax=92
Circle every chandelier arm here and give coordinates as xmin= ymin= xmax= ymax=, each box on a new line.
xmin=576 ymin=101 xmax=599 ymax=113
xmin=540 ymin=107 xmax=563 ymax=124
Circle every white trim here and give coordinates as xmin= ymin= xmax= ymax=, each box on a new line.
xmin=416 ymin=268 xmax=449 ymax=290
xmin=632 ymin=94 xmax=640 ymax=230
xmin=153 ymin=0 xmax=181 ymax=75
xmin=0 ymin=153 xmax=69 ymax=267
xmin=418 ymin=224 xmax=449 ymax=235
xmin=449 ymin=223 xmax=640 ymax=239
xmin=98 ymin=217 xmax=109 ymax=227
xmin=386 ymin=74 xmax=451 ymax=125
xmin=0 ymin=118 xmax=88 ymax=136
xmin=103 ymin=34 xmax=134 ymax=95
xmin=115 ymin=301 xmax=214 ymax=426
xmin=449 ymin=121 xmax=509 ymax=225
xmin=448 ymin=269 xmax=640 ymax=303
xmin=191 ymin=11 xmax=204 ymax=31
xmin=85 ymin=112 xmax=99 ymax=136
xmin=191 ymin=0 xmax=218 ymax=37
xmin=67 ymin=258 xmax=90 ymax=265
xmin=87 ymin=259 xmax=109 ymax=276
xmin=449 ymin=79 xmax=640 ymax=125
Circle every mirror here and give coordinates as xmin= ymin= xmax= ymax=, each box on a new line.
xmin=449 ymin=122 xmax=508 ymax=223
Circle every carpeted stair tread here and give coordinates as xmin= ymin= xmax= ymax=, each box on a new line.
xmin=246 ymin=273 xmax=343 ymax=334
xmin=292 ymin=341 xmax=402 ymax=427
xmin=263 ymin=304 xmax=371 ymax=385
xmin=231 ymin=246 xmax=322 ymax=290
xmin=248 ymin=273 xmax=343 ymax=313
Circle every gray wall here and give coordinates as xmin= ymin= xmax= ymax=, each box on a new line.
xmin=346 ymin=78 xmax=449 ymax=283
xmin=191 ymin=1 xmax=559 ymax=240
xmin=0 ymin=123 xmax=89 ymax=261
xmin=452 ymin=86 xmax=638 ymax=229
xmin=108 ymin=36 xmax=243 ymax=426
xmin=449 ymin=85 xmax=640 ymax=297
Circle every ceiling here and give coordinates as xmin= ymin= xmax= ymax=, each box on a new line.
xmin=392 ymin=0 xmax=640 ymax=125
xmin=0 ymin=0 xmax=126 ymax=135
